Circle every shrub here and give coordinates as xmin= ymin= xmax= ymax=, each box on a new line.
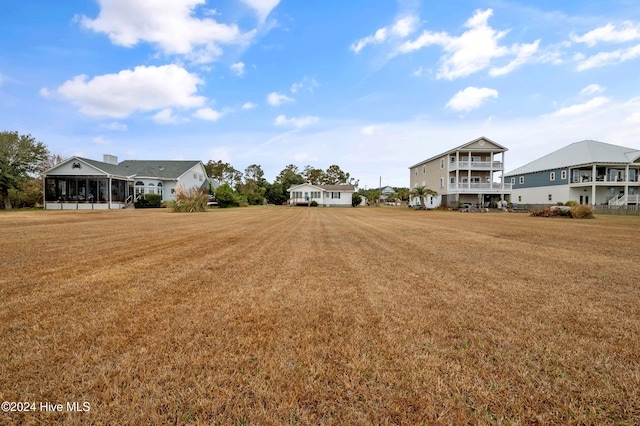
xmin=145 ymin=194 xmax=162 ymax=207
xmin=215 ymin=183 xmax=244 ymax=208
xmin=570 ymin=204 xmax=595 ymax=219
xmin=565 ymin=200 xmax=578 ymax=207
xmin=171 ymin=186 xmax=208 ymax=212
xmin=351 ymin=193 xmax=363 ymax=207
xmin=310 ymin=200 xmax=318 ymax=207
xmin=556 ymin=201 xmax=564 ymax=206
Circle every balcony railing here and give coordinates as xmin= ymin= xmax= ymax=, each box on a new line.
xmin=449 ymin=161 xmax=503 ymax=171
xmin=448 ymin=183 xmax=512 ymax=193
xmin=571 ymin=175 xmax=639 ymax=184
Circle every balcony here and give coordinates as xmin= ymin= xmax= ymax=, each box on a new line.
xmin=449 ymin=161 xmax=503 ymax=171
xmin=448 ymin=182 xmax=512 ymax=193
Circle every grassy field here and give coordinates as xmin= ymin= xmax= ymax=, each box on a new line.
xmin=1 ymin=207 xmax=639 ymax=425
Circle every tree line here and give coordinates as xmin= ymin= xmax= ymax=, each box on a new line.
xmin=0 ymin=130 xmax=362 ymax=209
xmin=206 ymin=161 xmax=359 ymax=207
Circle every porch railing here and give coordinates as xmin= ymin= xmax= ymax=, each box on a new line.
xmin=449 ymin=161 xmax=503 ymax=171
xmin=448 ymin=183 xmax=512 ymax=193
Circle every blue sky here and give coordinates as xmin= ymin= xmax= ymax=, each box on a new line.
xmin=2 ymin=0 xmax=640 ymax=188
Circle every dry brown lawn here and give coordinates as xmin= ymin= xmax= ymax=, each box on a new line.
xmin=1 ymin=207 xmax=639 ymax=425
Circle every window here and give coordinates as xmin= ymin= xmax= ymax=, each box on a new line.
xmin=415 ymin=168 xmax=418 ymax=176
xmin=561 ymin=170 xmax=567 ymax=180
xmin=450 ymin=177 xmax=455 ymax=184
xmin=331 ymin=192 xmax=341 ymax=199
xmin=423 ymin=165 xmax=426 ymax=174
xmin=550 ymin=172 xmax=555 ymax=181
xmin=518 ymin=196 xmax=522 ymax=202
xmin=510 ymin=177 xmax=515 ymax=185
xmin=194 ymin=173 xmax=197 ymax=179
xmin=440 ymin=178 xmax=444 ymax=188
xmin=519 ymin=176 xmax=524 ymax=184
xmin=440 ymin=159 xmax=444 ymax=169
xmin=470 ymin=177 xmax=480 ymax=183
xmin=548 ymin=194 xmax=552 ymax=201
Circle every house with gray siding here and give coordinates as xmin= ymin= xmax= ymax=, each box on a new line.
xmin=504 ymin=140 xmax=640 ymax=206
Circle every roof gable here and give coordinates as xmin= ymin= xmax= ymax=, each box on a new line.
xmin=288 ymin=183 xmax=356 ymax=192
xmin=505 ymin=140 xmax=640 ymax=176
xmin=410 ymin=136 xmax=507 ymax=168
xmin=44 ymin=156 xmax=133 ymax=178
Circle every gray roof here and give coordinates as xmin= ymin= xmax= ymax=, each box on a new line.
xmin=505 ymin=140 xmax=640 ymax=176
xmin=57 ymin=157 xmax=135 ymax=178
xmin=118 ymin=160 xmax=201 ymax=180
xmin=288 ymin=183 xmax=355 ymax=192
xmin=409 ymin=136 xmax=507 ymax=168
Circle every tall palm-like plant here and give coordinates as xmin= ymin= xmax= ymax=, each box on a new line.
xmin=410 ymin=186 xmax=437 ymax=210
xmin=395 ymin=188 xmax=409 ymax=206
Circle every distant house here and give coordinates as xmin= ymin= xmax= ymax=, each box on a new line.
xmin=504 ymin=140 xmax=640 ymax=206
xmin=43 ymin=155 xmax=208 ymax=210
xmin=409 ymin=136 xmax=511 ymax=208
xmin=287 ymin=183 xmax=355 ymax=207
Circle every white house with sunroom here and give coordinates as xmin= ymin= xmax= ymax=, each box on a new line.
xmin=287 ymin=183 xmax=355 ymax=207
xmin=504 ymin=140 xmax=640 ymax=206
xmin=43 ymin=155 xmax=208 ymax=210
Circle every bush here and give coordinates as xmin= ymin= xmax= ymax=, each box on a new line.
xmin=570 ymin=204 xmax=595 ymax=219
xmin=351 ymin=193 xmax=362 ymax=207
xmin=310 ymin=200 xmax=318 ymax=207
xmin=171 ymin=186 xmax=208 ymax=212
xmin=215 ymin=183 xmax=243 ymax=208
xmin=556 ymin=201 xmax=564 ymax=206
xmin=565 ymin=200 xmax=578 ymax=207
xmin=145 ymin=194 xmax=162 ymax=207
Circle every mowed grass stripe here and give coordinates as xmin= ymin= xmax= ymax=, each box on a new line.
xmin=0 ymin=207 xmax=639 ymax=424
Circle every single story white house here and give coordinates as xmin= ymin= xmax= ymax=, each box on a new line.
xmin=42 ymin=155 xmax=208 ymax=210
xmin=287 ymin=183 xmax=356 ymax=207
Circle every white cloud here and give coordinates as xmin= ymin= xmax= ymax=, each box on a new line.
xmin=79 ymin=0 xmax=254 ymax=63
xmin=489 ymin=40 xmax=540 ymax=76
xmin=351 ymin=15 xmax=418 ymax=53
xmin=238 ymin=0 xmax=280 ymax=23
xmin=153 ymin=108 xmax=181 ymax=124
xmin=361 ymin=125 xmax=381 ymax=135
xmin=274 ymin=114 xmax=319 ymax=128
xmin=581 ymin=84 xmax=604 ymax=96
xmin=576 ymin=43 xmax=640 ymax=71
xmin=446 ymin=87 xmax=498 ymax=112
xmin=241 ymin=101 xmax=257 ymax=110
xmin=47 ymin=65 xmax=205 ymax=118
xmin=571 ymin=22 xmax=640 ymax=46
xmin=551 ymin=96 xmax=610 ymax=117
xmin=290 ymin=76 xmax=319 ymax=94
xmin=230 ymin=62 xmax=245 ymax=76
xmin=625 ymin=112 xmax=640 ymax=124
xmin=267 ymin=91 xmax=293 ymax=106
xmin=400 ymin=9 xmax=541 ymax=80
xmin=99 ymin=122 xmax=128 ymax=131
xmin=193 ymin=107 xmax=224 ymax=121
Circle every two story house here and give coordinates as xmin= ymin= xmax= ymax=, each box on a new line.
xmin=504 ymin=140 xmax=640 ymax=206
xmin=409 ymin=137 xmax=511 ymax=208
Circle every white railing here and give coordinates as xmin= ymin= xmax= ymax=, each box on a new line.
xmin=448 ymin=183 xmax=512 ymax=193
xmin=608 ymin=194 xmax=639 ymax=206
xmin=450 ymin=161 xmax=503 ymax=171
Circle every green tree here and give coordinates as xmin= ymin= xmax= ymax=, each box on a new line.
xmin=322 ymin=164 xmax=350 ymax=185
xmin=204 ymin=160 xmax=242 ymax=185
xmin=395 ymin=188 xmax=410 ymax=206
xmin=351 ymin=193 xmax=363 ymax=207
xmin=0 ymin=131 xmax=49 ymax=209
xmin=410 ymin=186 xmax=438 ymax=210
xmin=303 ymin=165 xmax=324 ymax=185
xmin=215 ymin=183 xmax=241 ymax=208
